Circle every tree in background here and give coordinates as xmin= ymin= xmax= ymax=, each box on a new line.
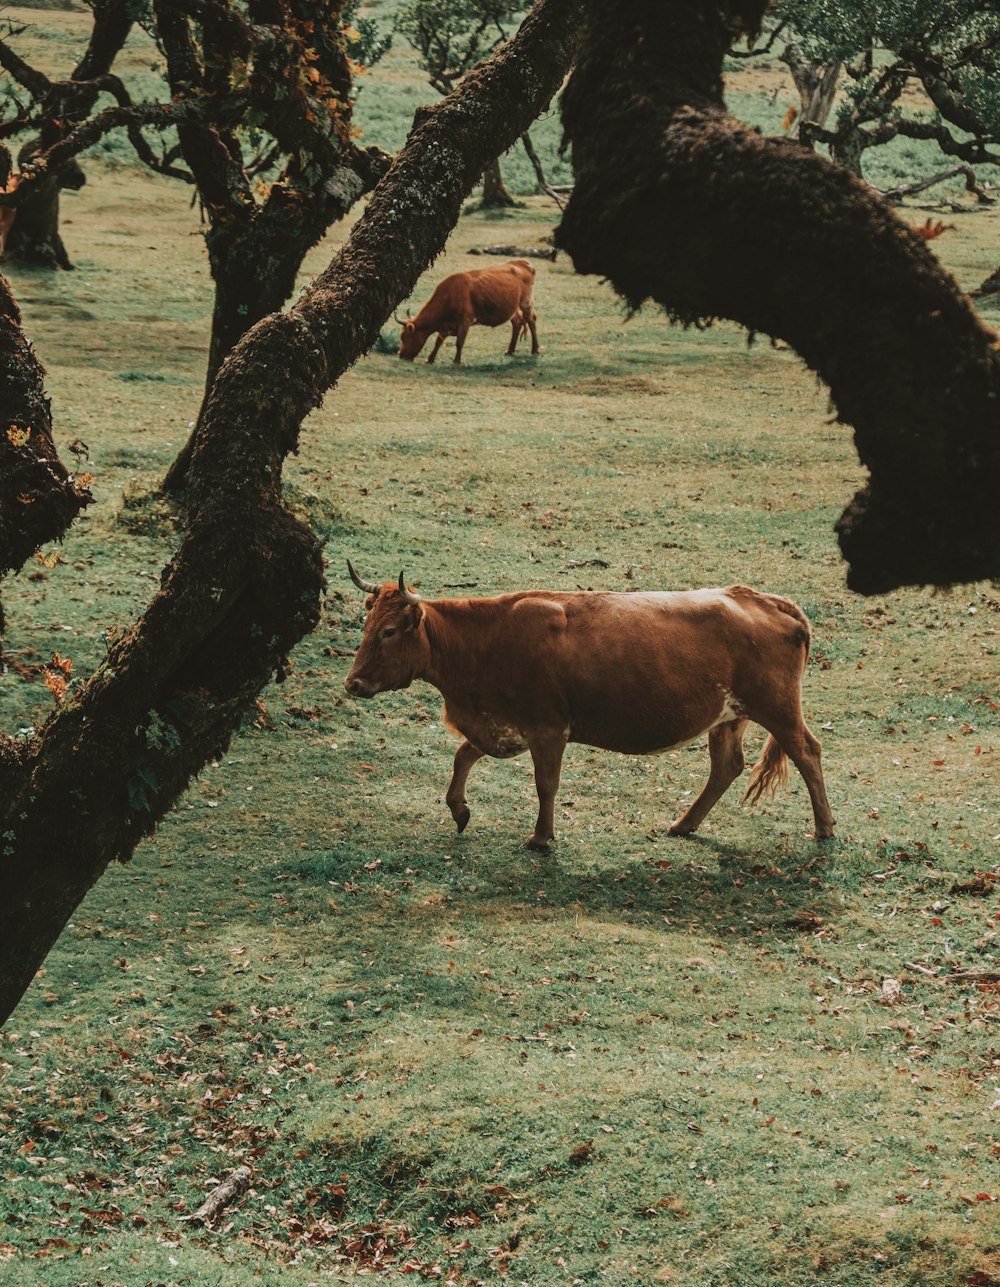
xmin=766 ymin=0 xmax=1000 ymax=193
xmin=0 ymin=1 xmax=392 ymax=491
xmin=396 ymin=0 xmax=530 ymax=206
xmin=152 ymin=0 xmax=393 ymax=489
xmin=0 ymin=0 xmax=135 ymax=268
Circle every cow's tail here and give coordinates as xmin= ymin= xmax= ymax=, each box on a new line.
xmin=742 ymin=735 xmax=789 ymax=805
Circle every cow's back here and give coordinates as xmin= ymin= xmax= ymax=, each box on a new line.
xmin=463 ymin=263 xmax=529 ymax=327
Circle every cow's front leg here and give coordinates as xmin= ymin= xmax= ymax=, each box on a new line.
xmin=427 ymin=332 xmax=447 ymax=363
xmin=453 ymin=319 xmax=472 ymax=364
xmin=506 ymin=314 xmax=522 ymax=355
xmin=445 ymin=740 xmax=484 ymax=833
xmin=526 ymin=733 xmax=567 ymax=851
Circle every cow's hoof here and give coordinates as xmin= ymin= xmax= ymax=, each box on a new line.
xmin=525 ymin=835 xmax=552 ymax=852
xmin=454 ymin=808 xmax=471 ymax=834
xmin=667 ymin=820 xmax=695 ymax=837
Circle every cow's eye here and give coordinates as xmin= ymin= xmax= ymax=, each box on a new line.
xmin=382 ymin=626 xmax=397 ymax=639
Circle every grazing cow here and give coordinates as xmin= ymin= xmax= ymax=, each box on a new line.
xmin=398 ymin=259 xmax=539 ymax=364
xmin=344 ymin=564 xmax=835 ymax=850
xmin=0 ymin=174 xmax=19 ymax=258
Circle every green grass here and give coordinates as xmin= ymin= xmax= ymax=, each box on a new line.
xmin=1 ymin=9 xmax=1000 ymax=1286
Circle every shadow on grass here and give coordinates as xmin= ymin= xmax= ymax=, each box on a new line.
xmin=293 ymin=826 xmax=846 ymax=946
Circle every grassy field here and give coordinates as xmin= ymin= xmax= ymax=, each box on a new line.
xmin=2 ymin=6 xmax=1000 ymax=1286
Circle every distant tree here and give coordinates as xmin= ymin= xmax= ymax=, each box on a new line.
xmin=766 ymin=0 xmax=1000 ymax=186
xmin=0 ymin=2 xmax=392 ymax=492
xmin=152 ymin=0 xmax=393 ymax=490
xmin=396 ymin=0 xmax=529 ymax=206
xmin=0 ymin=0 xmax=135 ymax=268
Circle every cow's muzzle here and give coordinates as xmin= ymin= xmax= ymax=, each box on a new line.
xmin=344 ymin=675 xmax=376 ymax=698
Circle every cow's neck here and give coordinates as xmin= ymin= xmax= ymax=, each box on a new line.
xmin=418 ymin=600 xmax=494 ymax=698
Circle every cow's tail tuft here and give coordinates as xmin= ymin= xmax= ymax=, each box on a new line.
xmin=742 ymin=735 xmax=788 ymax=806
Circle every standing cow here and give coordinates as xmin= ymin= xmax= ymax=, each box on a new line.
xmin=344 ymin=564 xmax=835 ymax=850
xmin=397 ymin=259 xmax=539 ymax=364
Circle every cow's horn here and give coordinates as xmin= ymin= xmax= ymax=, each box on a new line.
xmin=398 ymin=572 xmax=421 ymax=606
xmin=347 ymin=560 xmax=380 ymax=594
xmin=394 ymin=313 xmax=405 ymax=325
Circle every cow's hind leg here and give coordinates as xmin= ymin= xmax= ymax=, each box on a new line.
xmin=526 ymin=732 xmax=567 ymax=851
xmin=523 ymin=307 xmax=540 ymax=355
xmin=446 ymin=740 xmax=485 ymax=833
xmin=668 ymin=719 xmax=747 ymax=836
xmin=758 ymin=718 xmax=835 ymax=839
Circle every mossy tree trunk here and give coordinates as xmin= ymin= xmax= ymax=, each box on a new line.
xmin=5 ymin=160 xmax=86 ymax=270
xmin=0 ymin=268 xmax=91 ymax=631
xmin=556 ymin=0 xmax=1000 ymax=593
xmin=0 ymin=0 xmax=584 ymax=1028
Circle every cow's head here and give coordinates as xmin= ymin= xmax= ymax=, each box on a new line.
xmin=344 ymin=562 xmax=427 ymax=697
xmin=397 ymin=316 xmax=422 ymax=361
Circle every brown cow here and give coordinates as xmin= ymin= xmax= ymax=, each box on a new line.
xmin=0 ymin=174 xmax=19 ymax=258
xmin=398 ymin=259 xmax=539 ymax=364
xmin=344 ymin=565 xmax=835 ymax=850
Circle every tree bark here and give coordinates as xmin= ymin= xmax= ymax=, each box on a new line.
xmin=556 ymin=0 xmax=1000 ymax=594
xmin=0 ymin=273 xmax=90 ymax=629
xmin=0 ymin=0 xmax=584 ymax=1028
xmin=779 ymin=43 xmax=841 ymax=142
xmin=5 ymin=157 xmax=85 ymax=269
xmin=162 ymin=153 xmax=388 ymax=494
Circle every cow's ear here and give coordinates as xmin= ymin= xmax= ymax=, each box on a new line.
xmin=364 ymin=593 xmax=376 ymax=611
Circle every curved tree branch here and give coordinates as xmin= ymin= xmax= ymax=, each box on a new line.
xmin=893 ymin=115 xmax=1000 ymax=167
xmin=556 ymin=0 xmax=1000 ymax=594
xmin=6 ymin=100 xmax=195 ymax=193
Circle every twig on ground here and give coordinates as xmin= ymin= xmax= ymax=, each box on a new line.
xmin=183 ymin=1165 xmax=253 ymax=1227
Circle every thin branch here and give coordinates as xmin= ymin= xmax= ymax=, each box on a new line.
xmin=19 ymin=100 xmax=192 ymax=183
xmin=0 ymin=35 xmax=51 ymax=99
xmin=895 ymin=116 xmax=1000 ymax=167
xmin=728 ymin=16 xmax=788 ymax=59
xmin=880 ymin=164 xmax=995 ymax=206
xmin=521 ymin=129 xmax=563 ymax=206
